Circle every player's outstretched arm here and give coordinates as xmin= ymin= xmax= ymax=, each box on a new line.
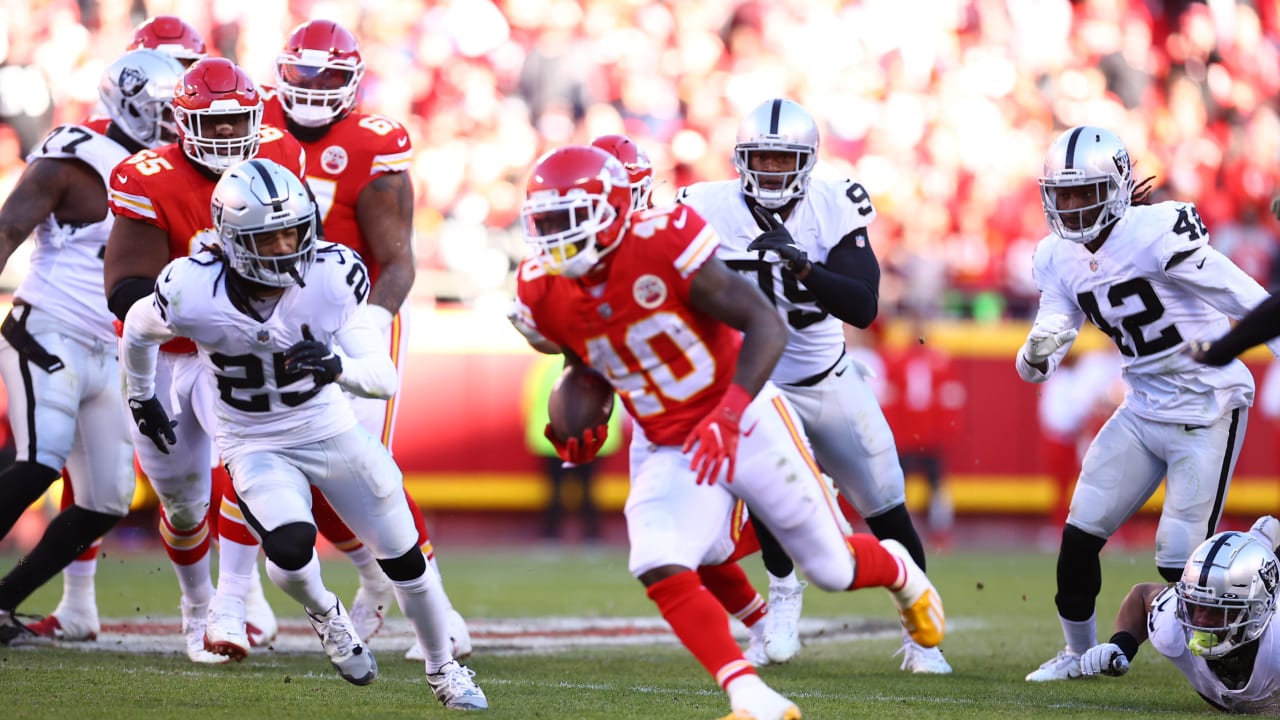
xmin=1190 ymin=292 xmax=1280 ymax=366
xmin=1081 ymin=582 xmax=1164 ymax=677
xmin=689 ymin=256 xmax=786 ymax=396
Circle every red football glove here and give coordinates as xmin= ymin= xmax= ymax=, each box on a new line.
xmin=544 ymin=423 xmax=609 ymax=466
xmin=681 ymin=384 xmax=753 ymax=486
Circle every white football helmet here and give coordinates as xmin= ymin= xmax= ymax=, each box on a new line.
xmin=98 ymin=49 xmax=185 ymax=148
xmin=733 ymin=98 xmax=818 ymax=210
xmin=211 ymin=159 xmax=318 ymax=288
xmin=1039 ymin=126 xmax=1135 ymax=244
xmin=1176 ymin=530 xmax=1280 ymax=658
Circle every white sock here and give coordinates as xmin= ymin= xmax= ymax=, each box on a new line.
xmin=60 ymin=558 xmax=97 ymax=610
xmin=171 ymin=555 xmax=214 ymax=607
xmin=346 ymin=545 xmax=388 ymax=587
xmin=725 ymin=673 xmax=767 ymax=706
xmin=214 ymin=539 xmax=259 ymax=605
xmin=1061 ymin=613 xmax=1097 ymax=655
xmin=768 ymin=570 xmax=800 ymax=593
xmin=392 ymin=561 xmax=452 ymax=673
xmin=266 ymin=552 xmax=335 ymax=613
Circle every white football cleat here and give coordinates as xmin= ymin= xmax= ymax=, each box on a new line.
xmin=1026 ymin=647 xmax=1084 ymax=682
xmin=180 ymin=599 xmax=231 ymax=664
xmin=881 ymin=539 xmax=945 ymax=648
xmin=307 ymin=599 xmax=377 ymax=686
xmin=27 ymin=603 xmax=99 ymax=641
xmin=724 ymin=681 xmax=801 ymax=720
xmin=204 ymin=596 xmax=250 ymax=661
xmin=350 ymin=575 xmax=393 ymax=640
xmin=898 ymin=637 xmax=953 ymax=674
xmin=244 ymin=574 xmax=278 ymax=647
xmin=763 ymin=581 xmax=806 ymax=664
xmin=426 ymin=660 xmax=488 ymax=710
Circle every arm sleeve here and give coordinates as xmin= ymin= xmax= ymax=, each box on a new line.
xmin=333 ymin=304 xmax=398 ymax=399
xmin=801 ymin=231 xmax=879 ymax=328
xmin=121 ymin=295 xmax=176 ymax=400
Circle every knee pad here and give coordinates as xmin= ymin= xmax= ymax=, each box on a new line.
xmin=377 ymin=547 xmax=427 ymax=582
xmin=260 ymin=522 xmax=317 ymax=571
xmin=1055 ymin=524 xmax=1108 ymax=621
xmin=865 ymin=503 xmax=925 ymax=570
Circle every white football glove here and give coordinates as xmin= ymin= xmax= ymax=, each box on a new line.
xmin=1080 ymin=643 xmax=1130 ymax=677
xmin=1024 ymin=314 xmax=1079 ymax=365
xmin=1250 ymin=515 xmax=1280 ymax=554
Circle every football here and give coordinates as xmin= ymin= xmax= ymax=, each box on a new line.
xmin=547 ymin=364 xmax=615 ymax=442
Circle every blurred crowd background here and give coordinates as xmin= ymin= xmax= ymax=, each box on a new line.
xmin=1 ymin=0 xmax=1278 ymax=321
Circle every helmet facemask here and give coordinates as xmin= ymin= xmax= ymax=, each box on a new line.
xmin=522 ymin=190 xmax=624 ymax=279
xmin=1176 ymin=531 xmax=1280 ymax=658
xmin=211 ymin=161 xmax=318 ymax=288
xmin=177 ymin=102 xmax=263 ymax=174
xmin=276 ymin=53 xmax=363 ymax=128
xmin=1039 ymin=126 xmax=1134 ymax=244
xmin=732 ymin=98 xmax=819 ymax=210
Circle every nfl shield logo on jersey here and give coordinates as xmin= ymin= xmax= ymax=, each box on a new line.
xmin=256 ymin=330 xmax=270 ymax=344
xmin=633 ymin=274 xmax=667 ymax=310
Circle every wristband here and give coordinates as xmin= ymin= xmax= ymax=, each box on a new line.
xmin=1109 ymin=630 xmax=1140 ymax=661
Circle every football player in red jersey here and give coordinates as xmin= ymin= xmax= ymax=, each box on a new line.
xmin=589 ymin=132 xmax=779 ymax=666
xmin=102 ymin=57 xmax=304 ymax=664
xmin=250 ymin=19 xmax=471 ymax=662
xmin=512 ymin=145 xmax=947 ymax=720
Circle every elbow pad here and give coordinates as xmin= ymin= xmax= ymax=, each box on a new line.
xmin=108 ymin=276 xmax=155 ymax=323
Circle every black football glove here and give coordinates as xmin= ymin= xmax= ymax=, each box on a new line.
xmin=746 ymin=205 xmax=810 ymax=275
xmin=129 ymin=396 xmax=177 ymax=454
xmin=284 ymin=324 xmax=343 ymax=386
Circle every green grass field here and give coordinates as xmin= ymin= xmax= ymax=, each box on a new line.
xmin=0 ymin=546 xmax=1222 ymax=719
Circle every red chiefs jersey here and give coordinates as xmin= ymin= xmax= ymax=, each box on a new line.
xmin=516 ymin=205 xmax=741 ymax=445
xmin=83 ymin=115 xmax=111 ymax=134
xmin=108 ymin=125 xmax=305 ymax=260
xmin=262 ymin=88 xmax=412 ymax=284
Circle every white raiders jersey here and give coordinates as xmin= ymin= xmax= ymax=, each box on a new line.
xmin=19 ymin=124 xmax=132 ymax=345
xmin=1028 ymin=201 xmax=1280 ymax=424
xmin=131 ymin=242 xmax=374 ymax=462
xmin=678 ymin=178 xmax=876 ymax=384
xmin=1148 ymin=585 xmax=1280 ymax=713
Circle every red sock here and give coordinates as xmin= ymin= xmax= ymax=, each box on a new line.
xmin=847 ymin=534 xmax=905 ymax=591
xmin=646 ymin=570 xmax=755 ymax=689
xmin=159 ymin=509 xmax=210 ymax=565
xmin=698 ymin=562 xmax=766 ymax=627
xmin=216 ymin=490 xmax=261 ymax=546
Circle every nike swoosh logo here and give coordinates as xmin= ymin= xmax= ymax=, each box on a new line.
xmin=834 ymin=366 xmax=847 ymax=377
xmin=115 ymin=173 xmax=128 ymax=184
xmin=672 ymin=208 xmax=688 ymax=229
xmin=1185 ymin=424 xmax=1205 ymax=432
xmin=1196 ymin=258 xmax=1206 ymax=269
xmin=397 ymin=136 xmax=408 ymax=148
xmin=742 ymin=420 xmax=759 ymax=437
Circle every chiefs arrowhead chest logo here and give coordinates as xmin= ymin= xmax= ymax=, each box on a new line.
xmin=320 ymin=145 xmax=349 ymax=175
xmin=633 ymin=274 xmax=667 ymax=310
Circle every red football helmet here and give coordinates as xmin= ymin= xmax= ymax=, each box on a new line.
xmin=590 ymin=134 xmax=653 ymax=212
xmin=522 ymin=146 xmax=632 ymax=279
xmin=173 ymin=58 xmax=263 ymax=174
xmin=128 ymin=16 xmax=207 ymax=66
xmin=275 ymin=20 xmax=364 ymax=128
